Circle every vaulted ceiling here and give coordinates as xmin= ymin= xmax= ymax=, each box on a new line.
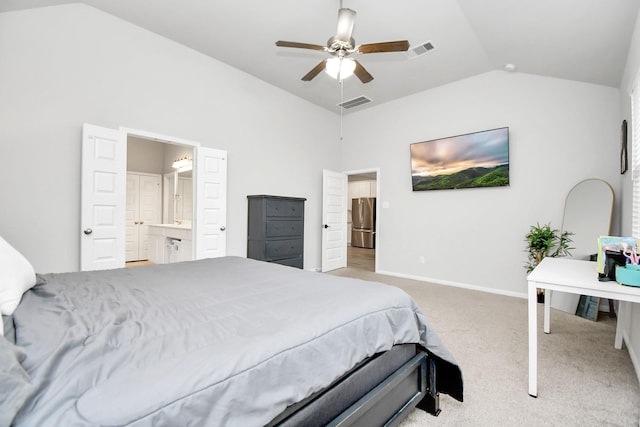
xmin=2 ymin=0 xmax=639 ymax=113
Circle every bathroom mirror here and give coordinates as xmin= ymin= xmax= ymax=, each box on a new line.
xmin=164 ymin=169 xmax=193 ymax=225
xmin=551 ymin=178 xmax=614 ymax=313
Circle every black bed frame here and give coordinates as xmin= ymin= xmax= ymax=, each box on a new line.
xmin=267 ymin=344 xmax=440 ymax=427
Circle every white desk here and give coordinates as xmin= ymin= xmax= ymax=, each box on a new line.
xmin=527 ymin=257 xmax=640 ymax=397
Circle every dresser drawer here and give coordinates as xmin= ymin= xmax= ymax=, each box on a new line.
xmin=265 ymin=220 xmax=303 ymax=238
xmin=265 ymin=238 xmax=303 ymax=260
xmin=272 ymin=256 xmax=303 ymax=269
xmin=247 ymin=195 xmax=306 ymax=269
xmin=265 ymin=199 xmax=304 ymax=218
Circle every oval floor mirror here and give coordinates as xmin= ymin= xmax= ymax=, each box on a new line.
xmin=551 ymin=178 xmax=614 ymax=314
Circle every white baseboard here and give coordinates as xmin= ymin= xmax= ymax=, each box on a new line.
xmin=375 ymin=269 xmax=528 ymax=300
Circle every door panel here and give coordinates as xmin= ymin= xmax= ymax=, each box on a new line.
xmin=81 ymin=124 xmax=125 ymax=271
xmin=322 ymin=170 xmax=347 ymax=272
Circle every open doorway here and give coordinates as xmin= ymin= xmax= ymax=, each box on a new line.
xmin=125 ymin=135 xmax=196 ymax=266
xmin=347 ymin=171 xmax=377 ymax=272
xmin=81 ymin=124 xmax=227 ymax=271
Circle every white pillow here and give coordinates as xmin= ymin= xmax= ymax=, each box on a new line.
xmin=0 ymin=236 xmax=36 ymax=317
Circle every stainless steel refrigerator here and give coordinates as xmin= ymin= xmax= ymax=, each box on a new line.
xmin=351 ymin=197 xmax=376 ymax=249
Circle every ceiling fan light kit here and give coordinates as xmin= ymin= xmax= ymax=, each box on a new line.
xmin=325 ymin=57 xmax=356 ymax=81
xmin=275 ymin=4 xmax=409 ymax=84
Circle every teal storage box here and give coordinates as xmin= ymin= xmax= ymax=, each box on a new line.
xmin=616 ymin=264 xmax=640 ymax=287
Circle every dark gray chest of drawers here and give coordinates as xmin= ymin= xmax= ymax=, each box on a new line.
xmin=247 ymin=195 xmax=306 ymax=269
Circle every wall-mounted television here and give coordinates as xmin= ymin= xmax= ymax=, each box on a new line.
xmin=410 ymin=127 xmax=509 ymax=191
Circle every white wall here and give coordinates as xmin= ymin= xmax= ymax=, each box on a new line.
xmin=341 ymin=70 xmax=621 ymax=297
xmin=0 ymin=4 xmax=339 ymax=273
xmin=127 ymin=137 xmax=165 ymax=174
xmin=619 ymin=8 xmax=640 ymax=386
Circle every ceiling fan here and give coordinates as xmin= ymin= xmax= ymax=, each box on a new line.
xmin=275 ymin=5 xmax=409 ymax=83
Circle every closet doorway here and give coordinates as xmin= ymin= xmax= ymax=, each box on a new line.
xmin=346 ymin=170 xmax=378 ymax=272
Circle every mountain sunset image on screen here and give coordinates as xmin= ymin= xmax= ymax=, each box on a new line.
xmin=410 ymin=127 xmax=509 ymax=191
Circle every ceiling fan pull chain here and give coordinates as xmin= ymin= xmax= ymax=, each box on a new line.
xmin=339 ymin=79 xmax=344 ymax=141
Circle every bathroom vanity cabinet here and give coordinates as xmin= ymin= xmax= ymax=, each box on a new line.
xmin=247 ymin=195 xmax=306 ymax=269
xmin=147 ymin=224 xmax=193 ymax=264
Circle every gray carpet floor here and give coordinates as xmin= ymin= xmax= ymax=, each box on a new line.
xmin=329 ymin=268 xmax=640 ymax=426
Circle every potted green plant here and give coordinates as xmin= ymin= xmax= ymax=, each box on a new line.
xmin=525 ymin=223 xmax=573 ymax=302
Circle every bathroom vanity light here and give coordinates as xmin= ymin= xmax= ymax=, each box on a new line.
xmin=172 ymin=157 xmax=192 ymax=173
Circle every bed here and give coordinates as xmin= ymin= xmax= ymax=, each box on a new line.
xmin=1 ymin=240 xmax=463 ymax=426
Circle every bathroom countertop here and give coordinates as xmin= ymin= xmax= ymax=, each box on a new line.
xmin=147 ymin=223 xmax=192 ymax=230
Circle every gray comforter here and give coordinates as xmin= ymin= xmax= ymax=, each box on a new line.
xmin=9 ymin=256 xmax=460 ymax=426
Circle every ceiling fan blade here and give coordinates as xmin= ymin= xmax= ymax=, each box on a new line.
xmin=275 ymin=41 xmax=326 ymax=51
xmin=335 ymin=8 xmax=356 ymax=42
xmin=302 ymin=60 xmax=328 ymax=81
xmin=353 ymin=60 xmax=374 ymax=83
xmin=358 ymin=40 xmax=410 ymax=54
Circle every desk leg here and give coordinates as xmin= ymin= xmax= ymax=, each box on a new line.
xmin=615 ymin=301 xmax=626 ymax=350
xmin=544 ymin=289 xmax=551 ymax=334
xmin=528 ymin=281 xmax=538 ymax=397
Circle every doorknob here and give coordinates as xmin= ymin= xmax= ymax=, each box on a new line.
xmin=83 ymin=228 xmax=93 ymax=235
xmin=323 ymin=224 xmax=329 ymax=229
xmin=220 ymin=226 xmax=226 ymax=231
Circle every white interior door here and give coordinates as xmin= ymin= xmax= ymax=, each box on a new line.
xmin=138 ymin=174 xmax=161 ymax=260
xmin=125 ymin=173 xmax=161 ymax=262
xmin=81 ymin=124 xmax=126 ymax=271
xmin=125 ymin=174 xmax=140 ymax=261
xmin=322 ymin=169 xmax=348 ymax=272
xmin=195 ymin=147 xmax=227 ymax=259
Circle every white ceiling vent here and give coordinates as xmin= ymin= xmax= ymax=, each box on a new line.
xmin=338 ymin=96 xmax=373 ymax=109
xmin=407 ymin=41 xmax=435 ymax=59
